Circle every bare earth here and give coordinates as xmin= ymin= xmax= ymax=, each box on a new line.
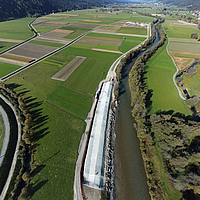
xmin=68 ymin=23 xmax=99 ymax=29
xmin=92 ymin=48 xmax=123 ymax=54
xmin=83 ymin=20 xmax=101 ymax=23
xmin=34 ymin=37 xmax=70 ymax=44
xmin=8 ymin=43 xmax=58 ymax=59
xmin=0 ymin=38 xmax=23 ymax=43
xmin=169 ymin=50 xmax=200 ymax=58
xmin=45 ymin=21 xmax=68 ymax=25
xmin=51 ymin=56 xmax=86 ymax=81
xmin=173 ymin=56 xmax=194 ymax=70
xmin=51 ymin=29 xmax=74 ymax=34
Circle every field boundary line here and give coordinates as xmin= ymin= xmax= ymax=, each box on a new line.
xmin=45 ymin=100 xmax=85 ymax=121
xmin=164 ymin=28 xmax=186 ymax=100
xmin=0 ymin=95 xmax=21 ymax=200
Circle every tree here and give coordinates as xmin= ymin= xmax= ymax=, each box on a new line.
xmin=22 ymin=172 xmax=30 ymax=182
xmin=191 ymin=32 xmax=198 ymax=39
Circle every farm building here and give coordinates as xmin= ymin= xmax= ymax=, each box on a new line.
xmin=83 ymin=81 xmax=114 ymax=190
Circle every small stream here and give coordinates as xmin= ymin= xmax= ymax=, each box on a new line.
xmin=114 ymin=28 xmax=159 ymax=200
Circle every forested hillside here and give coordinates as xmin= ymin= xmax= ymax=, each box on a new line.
xmin=160 ymin=0 xmax=200 ymax=9
xmin=0 ymin=0 xmax=111 ymax=22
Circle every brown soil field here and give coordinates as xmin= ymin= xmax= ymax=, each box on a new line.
xmin=51 ymin=29 xmax=74 ymax=34
xmin=8 ymin=43 xmax=58 ymax=59
xmin=40 ymin=32 xmax=69 ymax=40
xmin=83 ymin=20 xmax=101 ymax=23
xmin=83 ymin=35 xmax=123 ymax=42
xmin=0 ymin=53 xmax=35 ymax=66
xmin=68 ymin=23 xmax=99 ymax=29
xmin=170 ymin=38 xmax=199 ymax=43
xmin=51 ymin=56 xmax=86 ymax=81
xmin=92 ymin=48 xmax=123 ymax=54
xmin=0 ymin=38 xmax=23 ymax=43
xmin=34 ymin=37 xmax=70 ymax=44
xmin=45 ymin=21 xmax=68 ymax=25
xmin=169 ymin=50 xmax=200 ymax=59
xmin=173 ymin=56 xmax=194 ymax=70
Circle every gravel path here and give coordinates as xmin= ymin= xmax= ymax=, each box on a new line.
xmin=0 ymin=106 xmax=10 ymax=167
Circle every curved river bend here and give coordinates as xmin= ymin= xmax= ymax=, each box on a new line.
xmin=114 ymin=28 xmax=159 ymax=200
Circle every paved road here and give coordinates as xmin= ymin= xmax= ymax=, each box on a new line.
xmin=0 ymin=106 xmax=10 ymax=167
xmin=0 ymin=95 xmax=21 ymax=200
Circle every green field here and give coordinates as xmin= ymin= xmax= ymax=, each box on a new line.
xmin=119 ymin=39 xmax=144 ymax=53
xmin=117 ymin=27 xmax=147 ymax=35
xmin=0 ymin=63 xmax=21 ymax=78
xmin=0 ymin=113 xmax=5 ymax=154
xmin=29 ymin=40 xmax=63 ymax=48
xmin=163 ymin=22 xmax=200 ymax=39
xmin=183 ymin=67 xmax=200 ymax=97
xmin=0 ymin=41 xmax=17 ymax=53
xmin=2 ymin=9 xmax=153 ymax=200
xmin=5 ymin=44 xmax=118 ymax=199
xmin=169 ymin=42 xmax=200 ymax=53
xmin=0 ymin=18 xmax=34 ymax=40
xmin=145 ymin=40 xmax=191 ymax=115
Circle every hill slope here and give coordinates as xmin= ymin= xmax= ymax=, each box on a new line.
xmin=0 ymin=0 xmax=111 ymax=22
xmin=160 ymin=0 xmax=200 ymax=9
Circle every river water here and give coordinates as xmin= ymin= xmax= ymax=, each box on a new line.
xmin=114 ymin=28 xmax=159 ymax=200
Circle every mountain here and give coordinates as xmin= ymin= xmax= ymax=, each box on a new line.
xmin=160 ymin=0 xmax=200 ymax=9
xmin=0 ymin=0 xmax=112 ymax=22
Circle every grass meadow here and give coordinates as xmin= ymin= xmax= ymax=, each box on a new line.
xmin=163 ymin=22 xmax=200 ymax=39
xmin=0 ymin=18 xmax=34 ymax=40
xmin=145 ymin=40 xmax=191 ymax=115
xmin=0 ymin=63 xmax=21 ymax=78
xmin=32 ymin=25 xmax=56 ymax=34
xmin=183 ymin=67 xmax=200 ymax=97
xmin=117 ymin=27 xmax=147 ymax=35
xmin=0 ymin=41 xmax=17 ymax=53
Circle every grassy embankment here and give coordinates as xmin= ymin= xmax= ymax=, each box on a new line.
xmin=144 ymin=40 xmax=191 ymax=115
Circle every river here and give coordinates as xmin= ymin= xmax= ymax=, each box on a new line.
xmin=114 ymin=28 xmax=159 ymax=200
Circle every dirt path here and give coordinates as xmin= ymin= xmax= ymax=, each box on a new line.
xmin=0 ymin=38 xmax=23 ymax=43
xmin=0 ymin=106 xmax=10 ymax=167
xmin=92 ymin=48 xmax=123 ymax=54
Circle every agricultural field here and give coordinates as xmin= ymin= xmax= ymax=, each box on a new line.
xmin=183 ymin=67 xmax=200 ymax=97
xmin=163 ymin=21 xmax=200 ymax=39
xmin=0 ymin=62 xmax=21 ymax=77
xmin=117 ymin=27 xmax=147 ymax=35
xmin=1 ymin=8 xmax=153 ymax=200
xmin=144 ymin=40 xmax=191 ymax=115
xmin=169 ymin=42 xmax=200 ymax=53
xmin=0 ymin=41 xmax=17 ymax=53
xmin=0 ymin=18 xmax=34 ymax=40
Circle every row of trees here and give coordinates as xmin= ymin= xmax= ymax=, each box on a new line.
xmin=0 ymin=82 xmax=34 ymax=200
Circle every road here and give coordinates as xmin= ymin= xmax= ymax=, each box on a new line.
xmin=0 ymin=95 xmax=21 ymax=200
xmin=0 ymin=106 xmax=10 ymax=167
